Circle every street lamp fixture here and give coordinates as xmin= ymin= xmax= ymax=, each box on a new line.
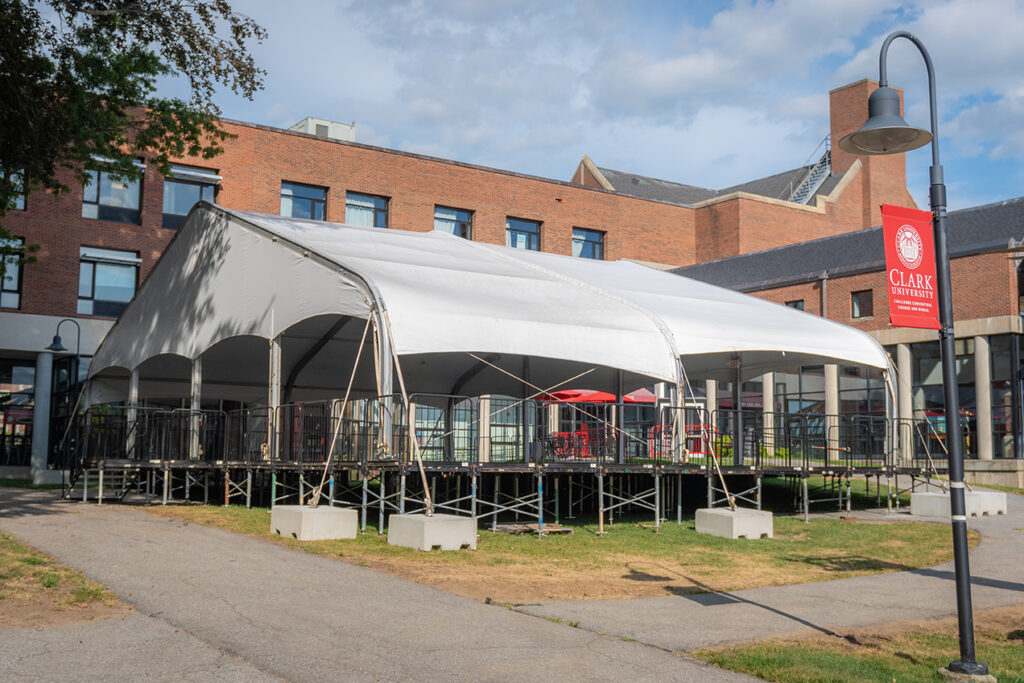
xmin=839 ymin=30 xmax=986 ymax=678
xmin=46 ymin=318 xmax=81 ymax=358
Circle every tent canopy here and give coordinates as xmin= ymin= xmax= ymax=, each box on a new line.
xmin=88 ymin=204 xmax=889 ymax=402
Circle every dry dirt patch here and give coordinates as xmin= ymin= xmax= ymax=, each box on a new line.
xmin=0 ymin=532 xmax=130 ymax=629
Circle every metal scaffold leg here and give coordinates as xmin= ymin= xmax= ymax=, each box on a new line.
xmin=471 ymin=473 xmax=478 ymax=519
xmin=361 ymin=474 xmax=368 ymax=533
xmin=81 ymin=470 xmax=89 ymax=503
xmin=566 ymin=475 xmax=575 ymax=520
xmin=676 ymin=473 xmax=683 ymax=524
xmin=399 ymin=473 xmax=407 ymax=514
xmin=536 ymin=474 xmax=544 ymax=537
xmin=803 ymin=477 xmax=809 ymax=523
xmin=203 ymin=471 xmax=209 ymax=504
xmin=654 ymin=473 xmax=661 ymax=531
xmin=597 ymin=470 xmax=605 ymax=535
xmin=98 ymin=469 xmax=104 ymax=506
xmin=491 ymin=475 xmax=499 ymax=531
xmin=554 ymin=476 xmax=559 ymax=525
xmin=246 ymin=470 xmax=253 ymax=509
xmin=270 ymin=472 xmax=277 ymax=509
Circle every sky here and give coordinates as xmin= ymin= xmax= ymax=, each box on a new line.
xmin=162 ymin=0 xmax=1024 ymax=212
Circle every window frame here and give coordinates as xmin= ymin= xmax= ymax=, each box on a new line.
xmin=162 ymin=165 xmax=220 ymax=230
xmin=851 ymin=289 xmax=874 ymax=319
xmin=506 ymin=216 xmax=541 ymax=251
xmin=77 ymin=246 xmax=141 ymax=318
xmin=785 ymin=299 xmax=805 ymax=311
xmin=81 ymin=162 xmax=144 ymax=225
xmin=345 ymin=191 xmax=389 ymax=228
xmin=280 ymin=181 xmax=328 ymax=221
xmin=571 ymin=227 xmax=605 ymax=259
xmin=433 ymin=205 xmax=473 ymax=239
xmin=1 ymin=237 xmax=24 ymax=310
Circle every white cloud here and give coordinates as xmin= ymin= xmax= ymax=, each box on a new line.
xmin=156 ymin=0 xmax=1022 ymax=205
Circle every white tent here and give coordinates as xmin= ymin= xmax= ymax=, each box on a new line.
xmin=87 ymin=203 xmax=889 ymax=404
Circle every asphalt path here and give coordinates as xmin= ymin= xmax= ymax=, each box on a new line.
xmin=0 ymin=488 xmax=750 ymax=682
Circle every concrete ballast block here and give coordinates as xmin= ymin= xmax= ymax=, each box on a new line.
xmin=271 ymin=505 xmax=358 ymax=541
xmin=387 ymin=513 xmax=478 ymax=551
xmin=910 ymin=491 xmax=1008 ymax=518
xmin=695 ymin=508 xmax=773 ymax=539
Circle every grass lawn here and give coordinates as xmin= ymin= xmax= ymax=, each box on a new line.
xmin=0 ymin=532 xmax=127 ymax=628
xmin=694 ymin=604 xmax=1024 ymax=682
xmin=147 ymin=503 xmax=976 ymax=604
xmin=0 ymin=478 xmax=64 ymax=491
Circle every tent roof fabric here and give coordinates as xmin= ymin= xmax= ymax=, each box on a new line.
xmin=89 ymin=204 xmax=889 ymax=393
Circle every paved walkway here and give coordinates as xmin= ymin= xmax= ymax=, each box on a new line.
xmin=520 ymin=486 xmax=1024 ymax=651
xmin=0 ymin=489 xmax=749 ymax=682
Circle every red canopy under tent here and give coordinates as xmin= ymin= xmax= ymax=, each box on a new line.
xmin=543 ymin=388 xmax=657 ymax=404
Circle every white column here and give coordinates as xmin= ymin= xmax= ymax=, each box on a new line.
xmin=896 ymin=344 xmax=913 ymax=465
xmin=705 ymin=379 xmax=718 ymax=433
xmin=762 ymin=372 xmax=775 ymax=457
xmin=126 ymin=369 xmax=139 ymax=457
xmin=30 ymin=351 xmax=54 ymax=482
xmin=974 ymin=336 xmax=993 ymax=461
xmin=189 ymin=357 xmax=202 ymax=460
xmin=478 ymin=395 xmax=491 ymax=463
xmin=268 ymin=337 xmax=282 ymax=461
xmin=825 ymin=364 xmax=840 ymax=463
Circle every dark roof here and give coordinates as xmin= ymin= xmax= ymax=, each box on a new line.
xmin=598 ymin=163 xmax=841 ymax=206
xmin=674 ymin=196 xmax=1024 ymax=291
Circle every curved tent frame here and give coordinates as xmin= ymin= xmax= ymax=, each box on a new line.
xmin=89 ymin=203 xmax=890 ymax=405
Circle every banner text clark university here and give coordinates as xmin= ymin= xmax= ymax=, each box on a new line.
xmin=882 ymin=204 xmax=940 ymax=330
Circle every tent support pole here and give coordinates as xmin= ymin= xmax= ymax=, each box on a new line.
xmin=190 ymin=357 xmax=202 ymax=460
xmin=127 ymin=369 xmax=139 ymax=458
xmin=268 ymin=336 xmax=282 ymax=462
xmin=616 ymin=370 xmax=625 ymax=464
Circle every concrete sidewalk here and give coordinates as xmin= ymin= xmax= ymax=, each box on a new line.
xmin=0 ymin=489 xmax=750 ymax=682
xmin=520 ymin=489 xmax=1024 ymax=651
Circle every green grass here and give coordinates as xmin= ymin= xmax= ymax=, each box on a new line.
xmin=696 ymin=615 xmax=1024 ymax=682
xmin=0 ymin=532 xmax=118 ymax=608
xmin=149 ymin=502 xmax=975 ymax=602
xmin=972 ymin=482 xmax=1024 ymax=496
xmin=0 ymin=477 xmax=64 ymax=490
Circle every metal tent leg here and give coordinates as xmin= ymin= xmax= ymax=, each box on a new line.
xmin=654 ymin=473 xmax=661 ymax=531
xmin=378 ymin=473 xmax=385 ymax=535
xmin=537 ymin=473 xmax=544 ymax=537
xmin=677 ymin=473 xmax=683 ymax=523
xmin=491 ymin=474 xmax=499 ymax=531
xmin=361 ymin=474 xmax=368 ymax=533
xmin=802 ymin=477 xmax=809 ymax=523
xmin=471 ymin=473 xmax=478 ymax=519
xmin=399 ymin=473 xmax=406 ymax=514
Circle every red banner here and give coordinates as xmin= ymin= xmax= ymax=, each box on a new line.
xmin=882 ymin=204 xmax=940 ymax=330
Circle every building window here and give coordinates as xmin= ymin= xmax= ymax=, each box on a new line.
xmin=506 ymin=217 xmax=540 ymax=251
xmin=572 ymin=228 xmax=604 ymax=259
xmin=82 ymin=167 xmax=142 ymax=224
xmin=162 ymin=165 xmax=219 ymax=230
xmin=346 ymin=192 xmax=388 ymax=228
xmin=786 ymin=299 xmax=805 ymax=311
xmin=434 ymin=206 xmax=472 ymax=239
xmin=77 ymin=247 xmax=140 ymax=318
xmin=851 ymin=290 xmax=873 ymax=318
xmin=1 ymin=238 xmax=23 ymax=309
xmin=280 ymin=181 xmax=327 ymax=221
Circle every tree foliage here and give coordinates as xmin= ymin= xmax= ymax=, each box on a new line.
xmin=0 ymin=0 xmax=266 ymax=270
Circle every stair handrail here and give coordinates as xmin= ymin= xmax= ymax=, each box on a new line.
xmin=779 ymin=135 xmax=831 ymax=202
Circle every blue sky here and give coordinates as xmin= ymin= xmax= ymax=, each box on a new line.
xmin=163 ymin=0 xmax=1024 ymax=212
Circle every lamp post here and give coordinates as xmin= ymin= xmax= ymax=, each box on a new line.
xmin=46 ymin=318 xmax=82 ymax=366
xmin=838 ymin=31 xmax=986 ymax=677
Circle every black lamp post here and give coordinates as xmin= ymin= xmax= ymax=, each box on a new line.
xmin=46 ymin=317 xmax=83 ymax=400
xmin=838 ymin=30 xmax=986 ymax=677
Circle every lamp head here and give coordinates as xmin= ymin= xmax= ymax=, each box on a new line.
xmin=46 ymin=335 xmax=66 ymax=352
xmin=837 ymin=85 xmax=931 ymax=155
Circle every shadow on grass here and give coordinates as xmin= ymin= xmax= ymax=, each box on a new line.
xmin=784 ymin=554 xmax=913 ymax=573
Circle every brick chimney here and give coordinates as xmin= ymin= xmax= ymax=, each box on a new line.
xmin=830 ymin=79 xmax=917 ymax=228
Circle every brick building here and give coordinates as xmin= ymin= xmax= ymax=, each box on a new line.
xmin=3 ymin=78 xmax=1017 ymax=483
xmin=676 ymin=198 xmax=1024 ymax=485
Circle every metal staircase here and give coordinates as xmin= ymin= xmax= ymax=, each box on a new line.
xmin=783 ymin=136 xmax=832 ymax=205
